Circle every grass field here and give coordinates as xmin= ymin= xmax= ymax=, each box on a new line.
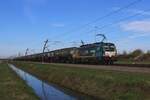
xmin=12 ymin=61 xmax=150 ymax=100
xmin=115 ymin=60 xmax=150 ymax=64
xmin=0 ymin=62 xmax=39 ymax=100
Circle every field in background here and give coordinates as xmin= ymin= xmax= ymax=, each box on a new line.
xmin=117 ymin=49 xmax=150 ymax=64
xmin=115 ymin=60 xmax=150 ymax=64
xmin=12 ymin=61 xmax=150 ymax=100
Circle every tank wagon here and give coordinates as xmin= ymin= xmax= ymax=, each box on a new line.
xmin=14 ymin=42 xmax=117 ymax=64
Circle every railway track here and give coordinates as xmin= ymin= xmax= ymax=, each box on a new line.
xmin=113 ymin=63 xmax=150 ymax=68
xmin=14 ymin=61 xmax=150 ymax=73
xmin=48 ymin=63 xmax=150 ymax=74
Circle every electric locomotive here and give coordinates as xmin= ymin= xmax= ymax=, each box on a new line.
xmin=72 ymin=42 xmax=117 ymax=64
xmin=14 ymin=42 xmax=117 ymax=64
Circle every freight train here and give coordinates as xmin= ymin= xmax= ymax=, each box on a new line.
xmin=14 ymin=42 xmax=117 ymax=64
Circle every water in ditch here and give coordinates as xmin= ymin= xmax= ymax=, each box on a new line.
xmin=9 ymin=64 xmax=95 ymax=100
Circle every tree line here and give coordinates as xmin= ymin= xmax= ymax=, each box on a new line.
xmin=118 ymin=49 xmax=150 ymax=62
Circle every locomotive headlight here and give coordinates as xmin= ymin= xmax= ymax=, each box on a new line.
xmin=105 ymin=51 xmax=116 ymax=57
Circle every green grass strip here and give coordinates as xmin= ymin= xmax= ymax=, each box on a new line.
xmin=13 ymin=61 xmax=150 ymax=100
xmin=0 ymin=62 xmax=39 ymax=100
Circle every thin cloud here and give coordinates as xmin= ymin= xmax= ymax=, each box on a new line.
xmin=128 ymin=33 xmax=150 ymax=39
xmin=23 ymin=0 xmax=47 ymax=5
xmin=115 ymin=33 xmax=150 ymax=52
xmin=118 ymin=20 xmax=150 ymax=45
xmin=23 ymin=5 xmax=36 ymax=24
xmin=126 ymin=9 xmax=150 ymax=16
xmin=23 ymin=0 xmax=47 ymax=24
xmin=112 ymin=7 xmax=150 ymax=16
xmin=120 ymin=20 xmax=150 ymax=33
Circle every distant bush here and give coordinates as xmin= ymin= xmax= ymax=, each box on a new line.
xmin=129 ymin=49 xmax=143 ymax=57
xmin=118 ymin=49 xmax=150 ymax=62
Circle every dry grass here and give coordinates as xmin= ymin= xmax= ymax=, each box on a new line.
xmin=12 ymin=61 xmax=150 ymax=100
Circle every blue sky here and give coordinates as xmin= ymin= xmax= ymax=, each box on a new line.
xmin=0 ymin=0 xmax=150 ymax=57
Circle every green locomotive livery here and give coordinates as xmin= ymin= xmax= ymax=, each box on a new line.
xmin=15 ymin=42 xmax=117 ymax=64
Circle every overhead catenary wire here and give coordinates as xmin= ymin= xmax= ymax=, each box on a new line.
xmin=86 ymin=8 xmax=150 ymax=33
xmin=67 ymin=7 xmax=150 ymax=44
xmin=52 ymin=0 xmax=142 ymax=40
xmin=63 ymin=10 xmax=148 ymax=42
xmin=25 ymin=7 xmax=150 ymax=55
xmin=16 ymin=0 xmax=144 ymax=56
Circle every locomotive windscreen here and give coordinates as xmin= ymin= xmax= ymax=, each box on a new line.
xmin=103 ymin=43 xmax=116 ymax=51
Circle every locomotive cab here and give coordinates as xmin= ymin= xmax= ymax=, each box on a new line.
xmin=101 ymin=43 xmax=117 ymax=64
xmin=76 ymin=42 xmax=117 ymax=64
